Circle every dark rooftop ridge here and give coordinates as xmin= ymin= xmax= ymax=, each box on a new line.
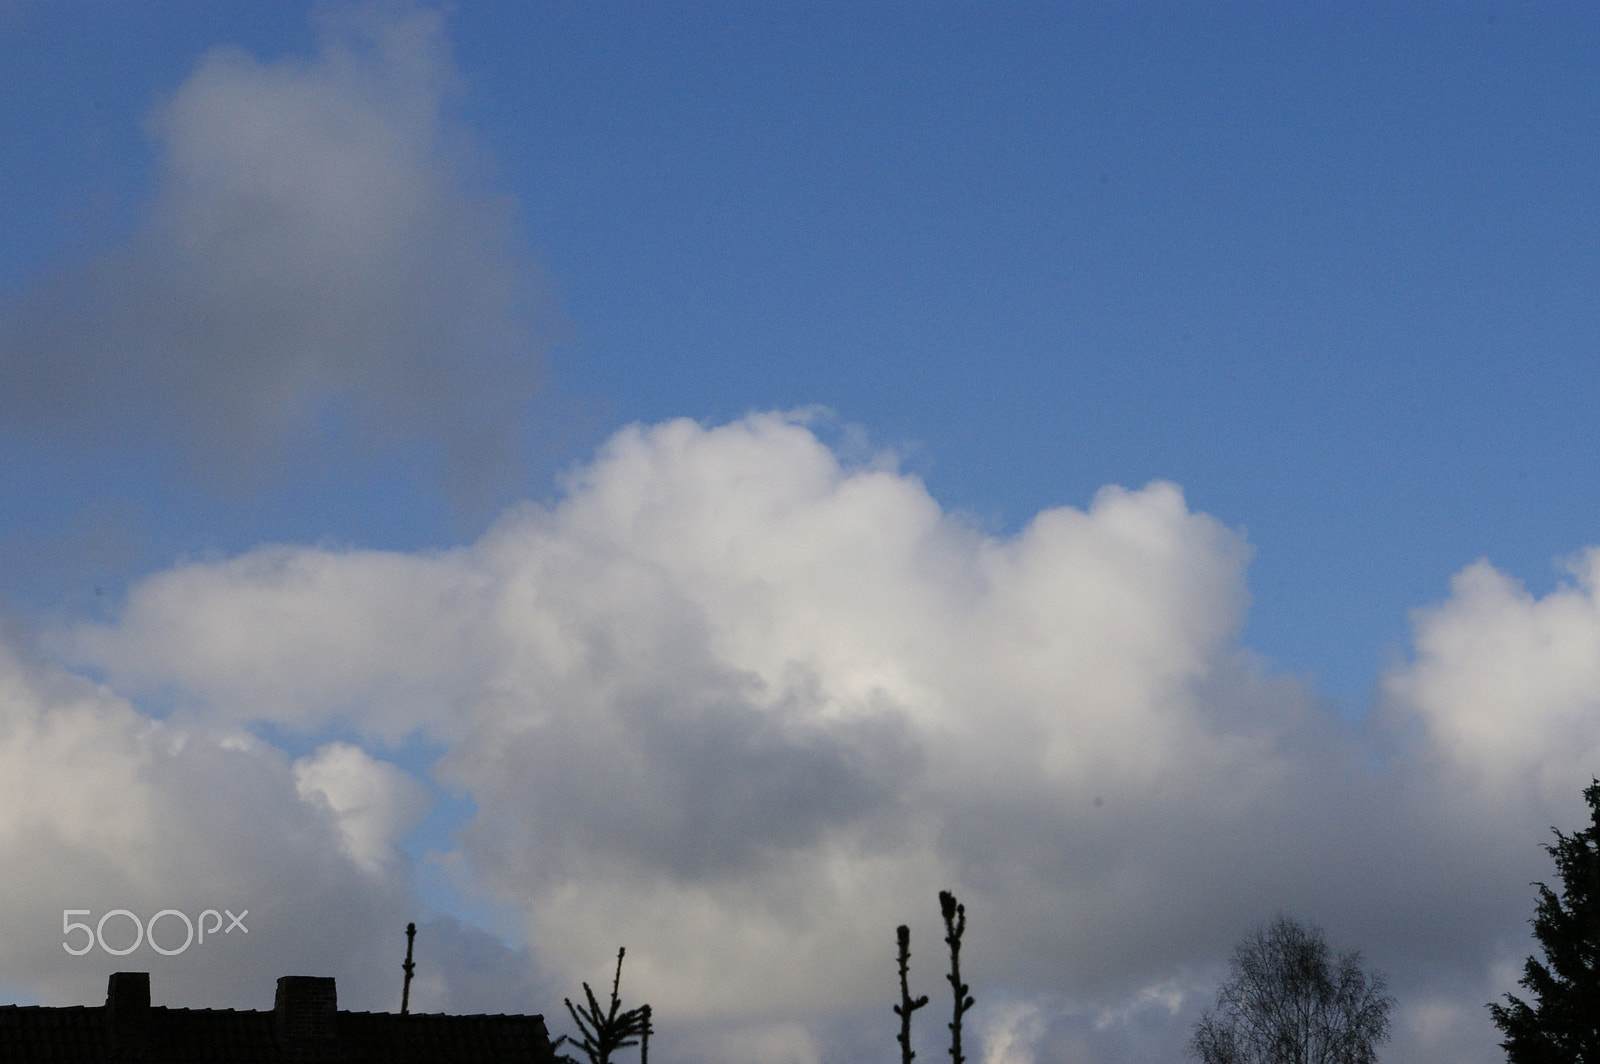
xmin=0 ymin=972 xmax=556 ymax=1063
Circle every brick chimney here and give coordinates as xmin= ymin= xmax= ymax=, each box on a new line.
xmin=274 ymin=976 xmax=338 ymax=1043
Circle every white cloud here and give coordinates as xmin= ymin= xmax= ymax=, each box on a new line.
xmin=33 ymin=410 xmax=1600 ymax=1060
xmin=56 ymin=414 xmax=1355 ymax=1024
xmin=294 ymin=741 xmax=431 ymax=876
xmin=1382 ymin=551 xmax=1600 ymax=808
xmin=64 ymin=544 xmax=488 ymax=740
xmin=0 ymin=635 xmax=384 ymax=1008
xmin=0 ymin=628 xmax=537 ymax=1016
xmin=0 ymin=5 xmax=546 ymax=500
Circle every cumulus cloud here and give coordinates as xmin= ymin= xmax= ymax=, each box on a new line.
xmin=43 ymin=416 xmax=1346 ymax=1042
xmin=0 ymin=636 xmax=380 ymax=1008
xmin=30 ymin=410 xmax=1600 ymax=1061
xmin=0 ymin=620 xmax=542 ymax=1019
xmin=0 ymin=5 xmax=546 ymax=499
xmin=66 ymin=543 xmax=490 ymax=740
xmin=1382 ymin=551 xmax=1600 ymax=807
xmin=294 ymin=741 xmax=432 ymax=876
xmin=1361 ymin=548 xmax=1600 ymax=1063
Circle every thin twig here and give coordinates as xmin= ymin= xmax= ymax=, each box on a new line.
xmin=895 ymin=924 xmax=930 ymax=1064
xmin=939 ymin=891 xmax=974 ymax=1064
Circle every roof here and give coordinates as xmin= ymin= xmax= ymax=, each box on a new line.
xmin=0 ymin=972 xmax=558 ymax=1064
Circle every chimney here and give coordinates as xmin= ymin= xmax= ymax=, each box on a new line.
xmin=106 ymin=972 xmax=151 ymax=1060
xmin=274 ymin=976 xmax=338 ymax=1043
xmin=105 ymin=972 xmax=150 ymax=1027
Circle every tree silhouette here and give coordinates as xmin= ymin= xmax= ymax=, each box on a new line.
xmin=1190 ymin=914 xmax=1391 ymax=1064
xmin=1489 ymin=779 xmax=1600 ymax=1063
xmin=554 ymin=948 xmax=652 ymax=1064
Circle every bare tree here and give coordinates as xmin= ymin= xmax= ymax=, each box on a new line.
xmin=1190 ymin=915 xmax=1393 ymax=1064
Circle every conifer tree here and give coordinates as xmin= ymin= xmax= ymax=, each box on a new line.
xmin=1489 ymin=779 xmax=1600 ymax=1063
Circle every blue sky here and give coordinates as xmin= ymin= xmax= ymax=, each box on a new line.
xmin=9 ymin=1 xmax=1600 ymax=707
xmin=3 ymin=4 xmax=1600 ymax=1063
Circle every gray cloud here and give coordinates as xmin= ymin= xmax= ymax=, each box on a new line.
xmin=0 ymin=6 xmax=547 ymax=501
xmin=458 ymin=689 xmax=921 ymax=883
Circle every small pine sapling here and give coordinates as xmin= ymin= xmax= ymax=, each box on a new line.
xmin=554 ymin=947 xmax=653 ymax=1064
xmin=894 ymin=924 xmax=930 ymax=1064
xmin=939 ymin=891 xmax=974 ymax=1064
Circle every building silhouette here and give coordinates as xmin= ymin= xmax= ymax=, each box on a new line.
xmin=0 ymin=971 xmax=558 ymax=1062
